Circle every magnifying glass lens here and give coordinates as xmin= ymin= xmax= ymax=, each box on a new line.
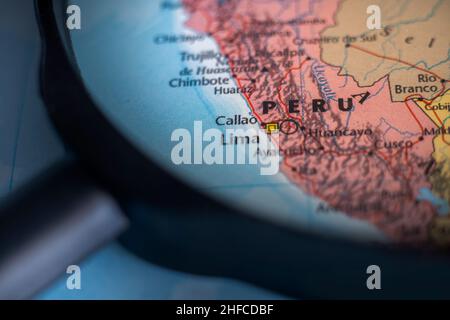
xmin=67 ymin=0 xmax=450 ymax=249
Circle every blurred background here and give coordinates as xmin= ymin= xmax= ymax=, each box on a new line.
xmin=0 ymin=0 xmax=284 ymax=299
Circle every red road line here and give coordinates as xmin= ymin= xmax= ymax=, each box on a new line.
xmin=349 ymin=44 xmax=450 ymax=146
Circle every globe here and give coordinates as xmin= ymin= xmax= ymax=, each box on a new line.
xmin=67 ymin=0 xmax=450 ymax=248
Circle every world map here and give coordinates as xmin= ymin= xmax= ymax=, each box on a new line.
xmin=69 ymin=0 xmax=450 ymax=248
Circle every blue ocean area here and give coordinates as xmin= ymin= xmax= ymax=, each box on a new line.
xmin=418 ymin=188 xmax=449 ymax=216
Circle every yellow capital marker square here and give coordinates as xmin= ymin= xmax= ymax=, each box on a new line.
xmin=266 ymin=123 xmax=279 ymax=134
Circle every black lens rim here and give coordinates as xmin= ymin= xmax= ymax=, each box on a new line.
xmin=35 ymin=0 xmax=450 ymax=299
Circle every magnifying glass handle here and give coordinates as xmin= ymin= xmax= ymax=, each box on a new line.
xmin=0 ymin=160 xmax=128 ymax=299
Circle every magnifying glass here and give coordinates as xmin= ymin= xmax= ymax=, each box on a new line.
xmin=1 ymin=0 xmax=449 ymax=299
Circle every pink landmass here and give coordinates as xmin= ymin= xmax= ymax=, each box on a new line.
xmin=182 ymin=0 xmax=438 ymax=245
